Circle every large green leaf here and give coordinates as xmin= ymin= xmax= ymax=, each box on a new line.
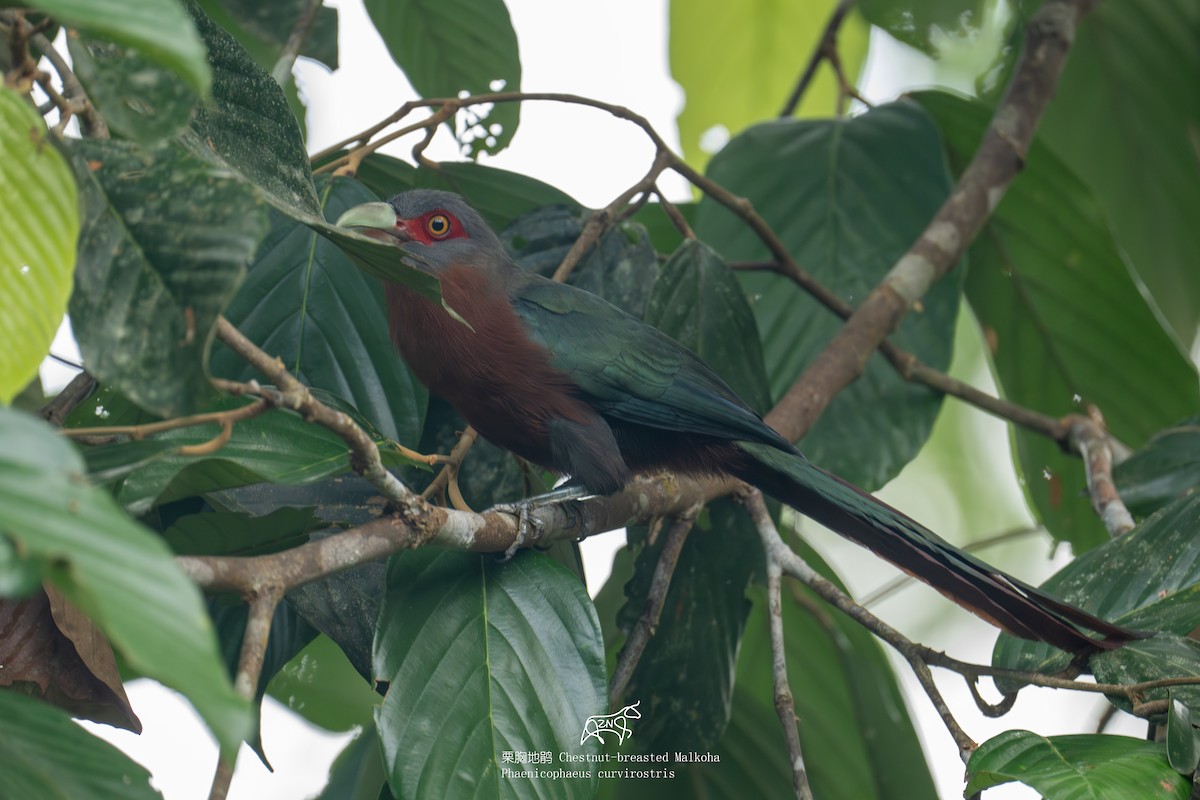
xmin=917 ymin=89 xmax=1200 ymax=549
xmin=859 ymin=0 xmax=989 ymax=55
xmin=67 ymin=138 xmax=267 ymax=417
xmin=966 ymin=731 xmax=1187 ymax=799
xmin=363 ymin=0 xmax=521 ymax=156
xmin=1167 ymin=691 xmax=1200 ymax=775
xmin=67 ymin=34 xmax=198 ymax=145
xmin=1036 ymin=0 xmax=1200 ymax=350
xmin=267 ymin=633 xmax=379 ymax=733
xmin=1114 ymin=417 xmax=1200 ymax=518
xmin=76 ymin=394 xmax=406 ymax=514
xmin=669 ymin=0 xmax=869 ymax=167
xmin=693 ymin=101 xmax=961 ymax=490
xmin=0 ymin=88 xmax=77 ymax=404
xmin=212 ymin=176 xmax=427 ymax=444
xmin=23 ymin=0 xmax=210 ymax=94
xmin=316 ymin=722 xmax=388 ymax=800
xmin=373 ymin=550 xmax=604 ymax=800
xmin=733 ymin=576 xmax=935 ymax=800
xmin=182 ymin=2 xmax=320 ymax=217
xmin=503 ymin=205 xmax=659 ymax=320
xmin=613 ymin=242 xmax=768 ymax=753
xmin=993 ymin=492 xmax=1200 ymax=686
xmin=0 ymin=690 xmax=161 ymax=800
xmin=196 ymin=0 xmax=339 ymax=71
xmin=162 ymin=506 xmax=324 ymax=556
xmin=351 ymin=156 xmax=580 ymax=234
xmin=0 ymin=408 xmax=249 ymax=751
xmin=1091 ymin=635 xmax=1200 ymax=721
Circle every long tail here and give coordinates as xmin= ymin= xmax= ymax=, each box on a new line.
xmin=731 ymin=441 xmax=1144 ymax=653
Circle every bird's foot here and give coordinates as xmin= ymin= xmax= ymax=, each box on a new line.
xmin=489 ymin=484 xmax=593 ymax=561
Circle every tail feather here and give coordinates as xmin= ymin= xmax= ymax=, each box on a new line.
xmin=732 ymin=441 xmax=1145 ymax=653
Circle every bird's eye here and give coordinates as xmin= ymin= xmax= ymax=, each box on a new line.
xmin=426 ymin=214 xmax=451 ymax=238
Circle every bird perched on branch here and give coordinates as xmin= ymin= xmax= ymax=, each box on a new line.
xmin=337 ymin=189 xmax=1141 ymax=654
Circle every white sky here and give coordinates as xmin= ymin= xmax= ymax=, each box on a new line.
xmin=71 ymin=2 xmax=1147 ymax=799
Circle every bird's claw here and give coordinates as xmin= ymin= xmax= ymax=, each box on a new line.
xmin=493 ymin=499 xmax=543 ymax=561
xmin=487 ymin=484 xmax=593 ymax=561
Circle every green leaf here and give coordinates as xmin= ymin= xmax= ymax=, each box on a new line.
xmin=0 ymin=690 xmax=161 ymax=800
xmin=917 ymin=89 xmax=1199 ymax=549
xmin=645 ymin=241 xmax=770 ymax=409
xmin=268 ymin=633 xmax=380 ymax=733
xmin=67 ymin=34 xmax=198 ymax=145
xmin=77 ymin=394 xmax=405 ymax=514
xmin=415 ymin=162 xmax=579 ymax=230
xmin=733 ymin=577 xmax=936 ymax=800
xmin=1092 ymin=635 xmax=1200 ymax=722
xmin=23 ymin=0 xmax=210 ymax=94
xmin=693 ymin=101 xmax=961 ymax=490
xmin=351 ymin=156 xmax=581 ymax=233
xmin=316 ymin=722 xmax=388 ymax=800
xmin=1037 ymin=0 xmax=1200 ymax=349
xmin=993 ymin=493 xmax=1200 ymax=687
xmin=162 ymin=506 xmax=324 ymax=556
xmin=966 ymin=731 xmax=1187 ymax=799
xmin=363 ymin=0 xmax=521 ymax=156
xmin=503 ymin=205 xmax=659 ymax=320
xmin=0 ymin=88 xmax=77 ymax=405
xmin=67 ymin=137 xmax=268 ymax=417
xmin=0 ymin=408 xmax=249 ymax=752
xmin=1167 ymin=690 xmax=1200 ymax=775
xmin=617 ymin=502 xmax=758 ymax=752
xmin=195 ymin=0 xmax=339 ymax=72
xmin=182 ymin=2 xmax=321 ymax=217
xmin=212 ymin=176 xmax=427 ymax=444
xmin=859 ymin=0 xmax=988 ymax=56
xmin=669 ymin=0 xmax=869 ymax=167
xmin=373 ymin=550 xmax=604 ymax=800
xmin=610 ymin=241 xmax=771 ymax=753
xmin=1115 ymin=418 xmax=1200 ymax=518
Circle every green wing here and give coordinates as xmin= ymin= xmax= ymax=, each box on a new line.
xmin=510 ymin=275 xmax=792 ymax=450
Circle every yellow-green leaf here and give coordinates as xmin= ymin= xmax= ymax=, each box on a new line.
xmin=669 ymin=0 xmax=869 ymax=168
xmin=0 ymin=88 xmax=77 ymax=404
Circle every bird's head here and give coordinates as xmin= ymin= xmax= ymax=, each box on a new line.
xmin=336 ymin=189 xmax=505 ymax=274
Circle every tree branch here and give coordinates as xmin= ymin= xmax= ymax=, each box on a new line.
xmin=744 ymin=492 xmax=812 ymax=800
xmin=609 ymin=509 xmax=700 ymax=707
xmin=779 ymin=0 xmax=858 ymax=117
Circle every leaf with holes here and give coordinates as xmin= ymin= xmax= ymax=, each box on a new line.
xmin=363 ymin=0 xmax=521 ymax=156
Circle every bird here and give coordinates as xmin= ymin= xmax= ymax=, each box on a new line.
xmin=336 ymin=188 xmax=1141 ymax=654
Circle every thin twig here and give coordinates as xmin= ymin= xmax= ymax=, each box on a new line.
xmin=553 ymin=151 xmax=671 ymax=283
xmin=609 ymin=508 xmax=700 ymax=707
xmin=207 ymin=588 xmax=283 ymax=800
xmin=39 ymin=371 xmax=97 ymax=427
xmin=271 ymin=0 xmax=322 ymax=85
xmin=779 ymin=0 xmax=859 ymax=117
xmin=744 ymin=492 xmax=812 ymax=800
xmin=61 ymin=397 xmax=269 ymax=440
xmin=214 ymin=317 xmax=418 ymax=508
